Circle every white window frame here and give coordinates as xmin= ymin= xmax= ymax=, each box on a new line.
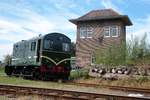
xmin=104 ymin=26 xmax=110 ymax=38
xmin=80 ymin=27 xmax=86 ymax=38
xmin=103 ymin=25 xmax=119 ymax=38
xmin=110 ymin=26 xmax=119 ymax=37
xmin=87 ymin=27 xmax=93 ymax=38
xmin=80 ymin=27 xmax=93 ymax=38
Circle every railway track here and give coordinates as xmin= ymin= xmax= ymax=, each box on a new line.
xmin=0 ymin=84 xmax=149 ymax=100
xmin=70 ymin=82 xmax=150 ymax=94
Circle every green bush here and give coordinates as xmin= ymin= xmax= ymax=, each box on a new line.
xmin=69 ymin=69 xmax=89 ymax=80
xmin=95 ymin=33 xmax=150 ymax=66
xmin=95 ymin=41 xmax=126 ymax=66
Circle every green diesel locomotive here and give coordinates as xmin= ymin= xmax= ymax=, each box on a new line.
xmin=5 ymin=33 xmax=71 ymax=80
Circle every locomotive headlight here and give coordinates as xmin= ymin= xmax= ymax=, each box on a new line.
xmin=28 ymin=56 xmax=31 ymax=59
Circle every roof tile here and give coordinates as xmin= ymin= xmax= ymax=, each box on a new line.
xmin=78 ymin=9 xmax=120 ymax=20
xmin=69 ymin=9 xmax=132 ymax=26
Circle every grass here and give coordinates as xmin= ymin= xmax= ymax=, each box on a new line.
xmin=75 ymin=76 xmax=150 ymax=89
xmin=0 ymin=95 xmax=54 ymax=100
xmin=0 ymin=67 xmax=65 ymax=88
xmin=0 ymin=67 xmax=150 ymax=89
xmin=0 ymin=68 xmax=88 ymax=86
xmin=0 ymin=96 xmax=8 ymax=100
xmin=0 ymin=67 xmax=5 ymax=75
xmin=17 ymin=95 xmax=46 ymax=100
xmin=0 ymin=69 xmax=89 ymax=90
xmin=0 ymin=75 xmax=69 ymax=89
xmin=1 ymin=94 xmax=75 ymax=100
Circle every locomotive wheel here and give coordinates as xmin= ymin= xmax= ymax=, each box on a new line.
xmin=40 ymin=73 xmax=47 ymax=81
xmin=63 ymin=76 xmax=69 ymax=81
xmin=5 ymin=66 xmax=13 ymax=76
xmin=32 ymin=69 xmax=40 ymax=80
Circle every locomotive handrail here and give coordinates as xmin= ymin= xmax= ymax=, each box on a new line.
xmin=41 ymin=56 xmax=71 ymax=66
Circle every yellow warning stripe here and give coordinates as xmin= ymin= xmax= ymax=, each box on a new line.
xmin=41 ymin=56 xmax=57 ymax=65
xmin=41 ymin=56 xmax=71 ymax=66
xmin=56 ymin=58 xmax=71 ymax=65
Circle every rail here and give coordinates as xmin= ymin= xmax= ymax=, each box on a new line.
xmin=70 ymin=82 xmax=150 ymax=94
xmin=0 ymin=84 xmax=149 ymax=100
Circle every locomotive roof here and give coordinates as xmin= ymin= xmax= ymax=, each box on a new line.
xmin=14 ymin=32 xmax=70 ymax=44
xmin=43 ymin=32 xmax=70 ymax=40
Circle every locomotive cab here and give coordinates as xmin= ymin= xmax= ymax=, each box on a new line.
xmin=40 ymin=33 xmax=71 ymax=80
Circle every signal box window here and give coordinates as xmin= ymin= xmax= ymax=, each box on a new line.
xmin=62 ymin=43 xmax=70 ymax=52
xmin=44 ymin=40 xmax=53 ymax=50
xmin=111 ymin=26 xmax=118 ymax=37
xmin=31 ymin=42 xmax=36 ymax=51
xmin=80 ymin=27 xmax=93 ymax=38
xmin=80 ymin=27 xmax=86 ymax=38
xmin=87 ymin=27 xmax=93 ymax=38
xmin=104 ymin=26 xmax=119 ymax=37
xmin=104 ymin=26 xmax=110 ymax=37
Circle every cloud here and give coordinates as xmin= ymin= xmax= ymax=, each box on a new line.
xmin=0 ymin=0 xmax=79 ymax=60
xmin=101 ymin=0 xmax=122 ymax=14
xmin=127 ymin=15 xmax=150 ymax=43
xmin=0 ymin=44 xmax=13 ymax=61
xmin=0 ymin=19 xmax=35 ymax=42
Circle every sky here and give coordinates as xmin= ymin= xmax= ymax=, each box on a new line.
xmin=0 ymin=0 xmax=150 ymax=61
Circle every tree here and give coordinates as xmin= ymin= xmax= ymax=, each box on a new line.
xmin=126 ymin=33 xmax=150 ymax=65
xmin=3 ymin=54 xmax=12 ymax=66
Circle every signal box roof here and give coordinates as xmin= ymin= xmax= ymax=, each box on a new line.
xmin=69 ymin=9 xmax=132 ymax=26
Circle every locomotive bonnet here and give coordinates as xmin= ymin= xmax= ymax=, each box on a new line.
xmin=5 ymin=32 xmax=72 ymax=80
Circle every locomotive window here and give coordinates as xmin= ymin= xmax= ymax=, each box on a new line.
xmin=62 ymin=43 xmax=70 ymax=52
xmin=31 ymin=42 xmax=36 ymax=51
xmin=44 ymin=40 xmax=53 ymax=49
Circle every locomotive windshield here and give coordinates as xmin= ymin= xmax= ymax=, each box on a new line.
xmin=43 ymin=33 xmax=71 ymax=53
xmin=62 ymin=43 xmax=70 ymax=52
xmin=44 ymin=39 xmax=53 ymax=50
